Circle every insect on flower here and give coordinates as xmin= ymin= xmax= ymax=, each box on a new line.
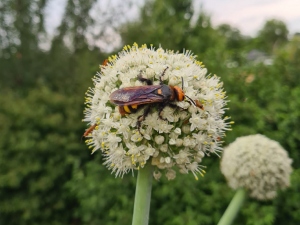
xmin=194 ymin=99 xmax=204 ymax=110
xmin=82 ymin=59 xmax=109 ymax=139
xmin=82 ymin=124 xmax=97 ymax=138
xmin=109 ymin=67 xmax=203 ymax=131
xmin=83 ymin=44 xmax=231 ymax=179
xmin=102 ymin=59 xmax=108 ymax=66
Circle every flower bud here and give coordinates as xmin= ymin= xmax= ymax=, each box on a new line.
xmin=221 ymin=134 xmax=292 ymax=200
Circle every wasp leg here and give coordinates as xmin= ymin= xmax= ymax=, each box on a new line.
xmin=158 ymin=103 xmax=186 ymax=120
xmin=137 ymin=105 xmax=151 ymax=134
xmin=159 ymin=67 xmax=169 ymax=84
xmin=137 ymin=72 xmax=153 ymax=85
xmin=158 ymin=103 xmax=168 ymax=121
xmin=168 ymin=103 xmax=185 ymax=110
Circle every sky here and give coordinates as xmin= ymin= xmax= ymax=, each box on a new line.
xmin=44 ymin=0 xmax=300 ymax=50
xmin=198 ymin=0 xmax=300 ymax=36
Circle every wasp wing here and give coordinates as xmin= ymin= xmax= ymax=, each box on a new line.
xmin=110 ymin=85 xmax=164 ymax=106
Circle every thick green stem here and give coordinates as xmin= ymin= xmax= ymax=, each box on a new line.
xmin=217 ymin=188 xmax=247 ymax=225
xmin=132 ymin=163 xmax=154 ymax=225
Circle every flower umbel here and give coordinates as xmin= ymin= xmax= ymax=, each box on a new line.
xmin=83 ymin=43 xmax=230 ymax=179
xmin=221 ymin=134 xmax=293 ymax=200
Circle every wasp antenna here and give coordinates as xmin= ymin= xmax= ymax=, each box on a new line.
xmin=185 ymin=95 xmax=196 ymax=106
xmin=159 ymin=67 xmax=169 ymax=84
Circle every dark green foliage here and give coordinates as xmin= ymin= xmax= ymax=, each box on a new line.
xmin=0 ymin=87 xmax=89 ymax=225
xmin=1 ymin=0 xmax=300 ymax=224
xmin=151 ymin=159 xmax=233 ymax=225
xmin=241 ymin=201 xmax=275 ymax=225
xmin=274 ymin=169 xmax=300 ymax=225
xmin=66 ymin=155 xmax=136 ymax=225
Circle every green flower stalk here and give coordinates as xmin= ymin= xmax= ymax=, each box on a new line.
xmin=217 ymin=188 xmax=247 ymax=225
xmin=83 ymin=43 xmax=231 ymax=224
xmin=132 ymin=163 xmax=153 ymax=225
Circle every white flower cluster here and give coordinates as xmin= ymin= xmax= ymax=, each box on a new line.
xmin=221 ymin=134 xmax=293 ymax=200
xmin=83 ymin=43 xmax=231 ymax=180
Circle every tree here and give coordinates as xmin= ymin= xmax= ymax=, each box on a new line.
xmin=254 ymin=19 xmax=289 ymax=53
xmin=120 ymin=0 xmax=227 ymax=73
xmin=120 ymin=0 xmax=194 ymax=50
xmin=0 ymin=0 xmax=48 ymax=88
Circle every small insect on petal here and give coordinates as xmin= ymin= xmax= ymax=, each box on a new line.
xmin=83 ymin=124 xmax=97 ymax=137
xmin=194 ymin=100 xmax=204 ymax=110
xmin=102 ymin=59 xmax=109 ymax=66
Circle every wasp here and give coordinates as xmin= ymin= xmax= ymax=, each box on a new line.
xmin=109 ymin=67 xmax=203 ymax=132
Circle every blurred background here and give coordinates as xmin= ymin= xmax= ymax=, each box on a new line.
xmin=0 ymin=0 xmax=300 ymax=224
